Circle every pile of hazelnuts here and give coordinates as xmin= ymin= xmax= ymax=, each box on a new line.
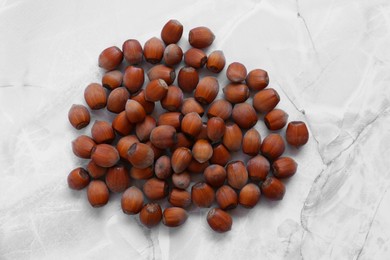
xmin=67 ymin=19 xmax=309 ymax=233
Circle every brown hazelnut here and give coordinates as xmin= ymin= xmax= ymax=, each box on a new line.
xmin=87 ymin=180 xmax=109 ymax=207
xmin=191 ymin=182 xmax=215 ymax=208
xmin=208 ymin=100 xmax=232 ymax=121
xmin=68 ymin=104 xmax=90 ymax=130
xmin=169 ymin=188 xmax=191 ymax=208
xmin=98 ymin=46 xmax=123 ymax=71
xmin=226 ymin=62 xmax=247 ymax=83
xmin=125 ymin=100 xmax=146 ymax=123
xmin=163 ymin=207 xmax=188 ymax=227
xmin=107 ymin=87 xmax=130 ymax=113
xmin=206 ymin=50 xmax=225 ymax=73
xmin=72 ymin=135 xmax=96 ymax=159
xmin=155 ymin=155 xmax=172 ymax=180
xmin=226 ymin=161 xmax=248 ymax=189
xmin=139 ymin=203 xmax=162 ymax=228
xmin=181 ymin=112 xmax=202 ymax=138
xmin=261 ymin=177 xmax=285 ymax=200
xmin=239 ymin=183 xmax=261 ymax=208
xmin=123 ymin=66 xmax=145 ymax=93
xmin=131 ymin=90 xmax=155 ymax=114
xmin=144 ymin=37 xmax=165 ymax=64
xmin=181 ymin=97 xmax=204 ymax=116
xmin=242 ymin=128 xmax=261 ymax=156
xmin=150 ymin=125 xmax=177 ymax=149
xmin=207 ymin=208 xmax=232 ymax=233
xmin=178 ymin=67 xmax=199 ymax=93
xmin=232 ymin=102 xmax=257 ymax=129
xmin=161 ymin=19 xmax=183 ymax=45
xmin=253 ymin=88 xmax=280 ymax=113
xmin=222 ymin=123 xmax=243 ymax=152
xmin=127 ymin=143 xmax=154 ymax=169
xmin=91 ymin=144 xmax=119 ymax=167
xmin=246 ymin=69 xmax=269 ymax=91
xmin=87 ymin=160 xmax=107 ymax=179
xmin=105 ymin=165 xmax=130 ymax=193
xmin=163 ymin=44 xmax=183 ymax=66
xmin=171 ymin=147 xmax=192 ymax=173
xmin=261 ymin=134 xmax=285 ymax=160
xmin=184 ymin=48 xmax=207 ymax=68
xmin=172 ymin=172 xmax=191 ymax=190
xmin=170 ymin=132 xmax=193 ymax=152
xmin=204 ymin=164 xmax=226 ymax=188
xmin=157 ymin=112 xmax=182 ymax=131
xmin=112 ymin=111 xmax=133 ymax=136
xmin=135 ymin=115 xmax=156 ymax=142
xmin=192 ymin=139 xmax=213 ymax=163
xmin=223 ymin=83 xmax=250 ymax=104
xmin=286 ymin=121 xmax=309 ymax=147
xmin=144 ymin=79 xmax=168 ymax=102
xmin=272 ymin=157 xmax=297 ymax=179
xmin=194 ymin=76 xmax=219 ymax=105
xmin=121 ymin=186 xmax=144 ymax=215
xmin=102 ymin=70 xmax=123 ymax=90
xmin=216 ymin=185 xmax=238 ymax=210
xmin=188 ymin=26 xmax=215 ymax=48
xmin=143 ymin=178 xmax=168 ymax=200
xmin=210 ymin=143 xmax=231 ymax=166
xmin=91 ymin=120 xmax=115 ymax=144
xmin=122 ymin=39 xmax=143 ymax=65
xmin=84 ymin=83 xmax=107 ymax=110
xmin=145 ymin=141 xmax=165 ymax=160
xmin=116 ymin=135 xmax=139 ymax=160
xmin=264 ymin=109 xmax=289 ymax=130
xmin=187 ymin=159 xmax=209 ymax=173
xmin=67 ymin=167 xmax=90 ymax=190
xmin=161 ymin=85 xmax=183 ymax=111
xmin=247 ymin=155 xmax=270 ymax=181
xmin=130 ymin=165 xmax=154 ymax=180
xmin=147 ymin=65 xmax=176 ymax=85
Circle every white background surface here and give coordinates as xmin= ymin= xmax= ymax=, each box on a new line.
xmin=1 ymin=0 xmax=390 ymax=259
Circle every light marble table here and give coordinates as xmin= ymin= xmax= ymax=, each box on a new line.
xmin=1 ymin=0 xmax=389 ymax=259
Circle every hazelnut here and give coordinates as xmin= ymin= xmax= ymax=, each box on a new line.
xmin=206 ymin=50 xmax=225 ymax=73
xmin=130 ymin=165 xmax=154 ymax=180
xmin=210 ymin=143 xmax=231 ymax=166
xmin=204 ymin=164 xmax=226 ymax=188
xmin=107 ymin=87 xmax=130 ymax=113
xmin=155 ymin=155 xmax=173 ymax=180
xmin=226 ymin=161 xmax=248 ymax=189
xmin=169 ymin=188 xmax=191 ymax=208
xmin=216 ymin=185 xmax=238 ymax=210
xmin=150 ymin=125 xmax=177 ymax=149
xmin=170 ymin=132 xmax=193 ymax=152
xmin=226 ymin=62 xmax=247 ymax=83
xmin=178 ymin=66 xmax=199 ymax=93
xmin=161 ymin=86 xmax=183 ymax=112
xmin=207 ymin=208 xmax=232 ymax=233
xmin=116 ymin=135 xmax=139 ymax=160
xmin=163 ymin=44 xmax=183 ymax=67
xmin=223 ymin=83 xmax=250 ymax=104
xmin=87 ymin=160 xmax=107 ymax=179
xmin=122 ymin=39 xmax=143 ymax=65
xmin=98 ymin=46 xmax=123 ymax=71
xmin=91 ymin=144 xmax=119 ymax=167
xmin=247 ymin=155 xmax=270 ymax=181
xmin=253 ymin=88 xmax=280 ymax=113
xmin=72 ymin=135 xmax=96 ymax=159
xmin=112 ymin=111 xmax=133 ymax=136
xmin=272 ymin=157 xmax=297 ymax=179
xmin=192 ymin=139 xmax=213 ymax=163
xmin=121 ymin=186 xmax=144 ymax=215
xmin=187 ymin=159 xmax=210 ymax=173
xmin=157 ymin=112 xmax=182 ymax=131
xmin=161 ymin=19 xmax=183 ymax=44
xmin=127 ymin=143 xmax=154 ymax=169
xmin=191 ymin=182 xmax=215 ymax=208
xmin=285 ymin=121 xmax=309 ymax=147
xmin=260 ymin=134 xmax=285 ymax=161
xmin=261 ymin=177 xmax=285 ymax=200
xmin=143 ymin=37 xmax=165 ymax=64
xmin=105 ymin=165 xmax=130 ymax=193
xmin=144 ymin=79 xmax=168 ymax=102
xmin=131 ymin=90 xmax=155 ymax=114
xmin=143 ymin=178 xmax=169 ymax=200
xmin=184 ymin=48 xmax=207 ymax=68
xmin=171 ymin=147 xmax=192 ymax=173
xmin=246 ymin=69 xmax=269 ymax=91
xmin=194 ymin=76 xmax=219 ymax=105
xmin=87 ymin=180 xmax=109 ymax=207
xmin=139 ymin=203 xmax=163 ymax=228
xmin=125 ymin=100 xmax=146 ymax=123
xmin=84 ymin=83 xmax=107 ymax=110
xmin=172 ymin=172 xmax=191 ymax=190
xmin=232 ymin=102 xmax=257 ymax=129
xmin=67 ymin=167 xmax=90 ymax=190
xmin=147 ymin=65 xmax=176 ymax=85
xmin=123 ymin=66 xmax=145 ymax=93
xmin=181 ymin=97 xmax=204 ymax=116
xmin=162 ymin=207 xmax=188 ymax=227
xmin=181 ymin=112 xmax=202 ymax=138
xmin=68 ymin=104 xmax=90 ymax=130
xmin=102 ymin=70 xmax=123 ymax=90
xmin=135 ymin=115 xmax=156 ymax=142
xmin=222 ymin=123 xmax=243 ymax=152
xmin=91 ymin=120 xmax=115 ymax=144
xmin=264 ymin=109 xmax=289 ymax=130
xmin=207 ymin=99 xmax=232 ymax=121
xmin=188 ymin=26 xmax=215 ymax=48
xmin=239 ymin=183 xmax=261 ymax=208
xmin=242 ymin=128 xmax=261 ymax=156
xmin=145 ymin=141 xmax=165 ymax=160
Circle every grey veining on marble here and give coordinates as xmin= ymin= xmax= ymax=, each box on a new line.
xmin=1 ymin=0 xmax=390 ymax=259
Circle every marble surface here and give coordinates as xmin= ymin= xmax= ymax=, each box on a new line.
xmin=1 ymin=0 xmax=390 ymax=259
